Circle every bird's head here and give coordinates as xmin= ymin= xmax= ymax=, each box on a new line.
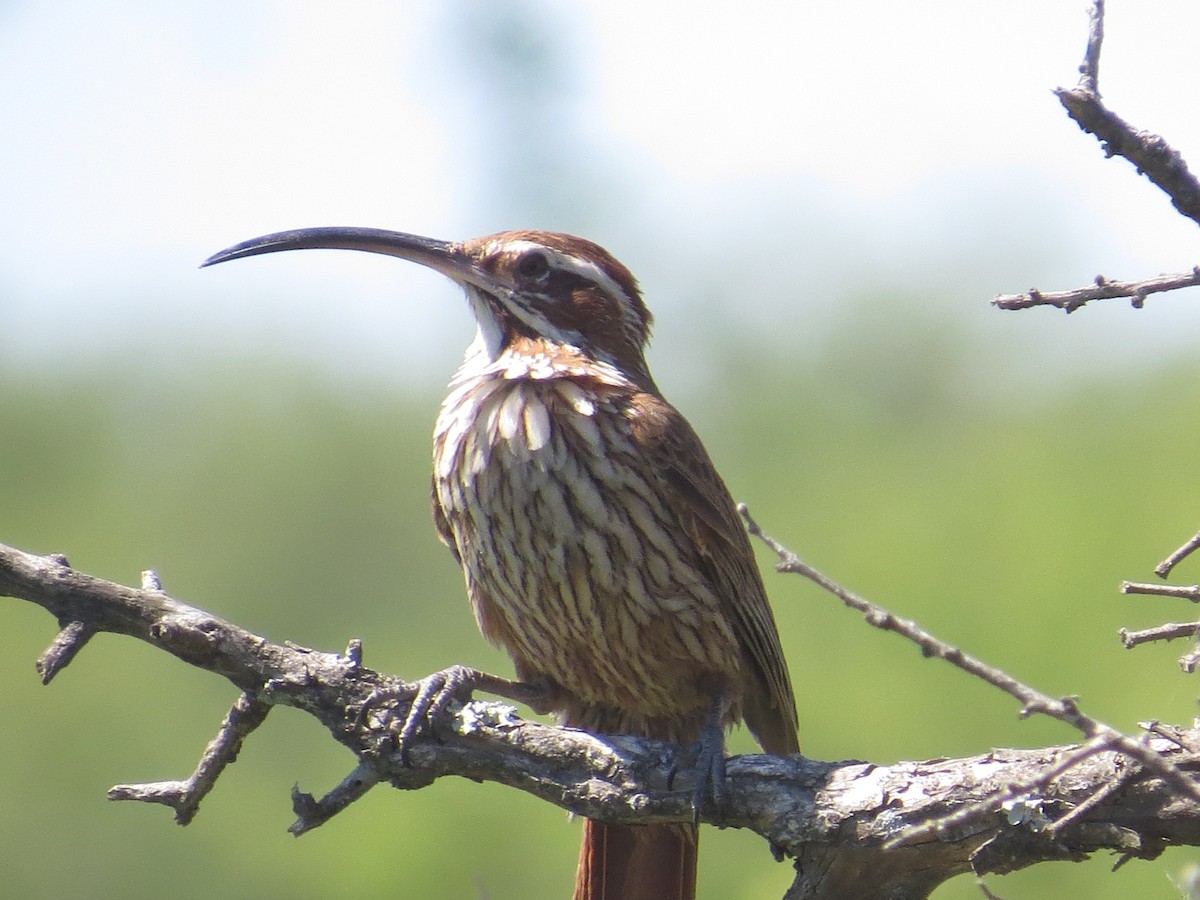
xmin=203 ymin=227 xmax=654 ymax=383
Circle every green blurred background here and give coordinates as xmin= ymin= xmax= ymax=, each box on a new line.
xmin=6 ymin=1 xmax=1200 ymax=897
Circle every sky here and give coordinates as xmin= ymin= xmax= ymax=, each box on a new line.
xmin=3 ymin=0 xmax=1200 ymax=396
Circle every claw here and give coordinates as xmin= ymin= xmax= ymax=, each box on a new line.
xmin=690 ymin=720 xmax=728 ymax=820
xmin=667 ymin=693 xmax=730 ymax=820
xmin=395 ymin=665 xmax=479 ymax=761
xmin=353 ymin=665 xmax=547 ymax=764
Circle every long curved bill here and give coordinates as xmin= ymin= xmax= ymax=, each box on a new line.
xmin=200 ymin=227 xmax=471 ymax=282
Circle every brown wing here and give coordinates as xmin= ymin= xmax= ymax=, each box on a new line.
xmin=431 ymin=474 xmax=461 ymax=564
xmin=627 ymin=392 xmax=799 ymax=755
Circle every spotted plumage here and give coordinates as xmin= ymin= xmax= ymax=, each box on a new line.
xmin=433 ymin=344 xmax=746 ymax=737
xmin=202 ymin=225 xmax=799 ymax=900
xmin=425 ymin=231 xmax=797 ymax=752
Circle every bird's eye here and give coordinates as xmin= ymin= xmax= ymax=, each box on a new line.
xmin=516 ymin=250 xmax=551 ymax=281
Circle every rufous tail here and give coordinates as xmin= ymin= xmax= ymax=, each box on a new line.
xmin=573 ymin=819 xmax=697 ymax=900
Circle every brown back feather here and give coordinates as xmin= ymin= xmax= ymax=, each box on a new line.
xmin=627 ymin=392 xmax=799 ymax=755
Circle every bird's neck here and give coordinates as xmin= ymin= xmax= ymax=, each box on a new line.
xmin=454 ymin=330 xmax=635 ymax=390
xmin=433 ymin=334 xmax=653 ymax=478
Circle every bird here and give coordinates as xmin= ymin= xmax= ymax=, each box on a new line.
xmin=202 ymin=226 xmax=798 ymax=900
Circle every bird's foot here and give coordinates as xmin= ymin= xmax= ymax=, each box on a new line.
xmin=396 ymin=664 xmax=480 ymax=761
xmin=670 ymin=721 xmax=728 ymax=821
xmin=668 ymin=693 xmax=730 ymax=821
xmin=354 ymin=665 xmax=549 ymax=764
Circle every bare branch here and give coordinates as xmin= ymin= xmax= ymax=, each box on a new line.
xmin=1119 ymin=535 xmax=1200 ymax=672
xmin=109 ymin=691 xmax=271 ymax=825
xmin=36 ymin=618 xmax=95 ymax=684
xmin=1120 ymin=622 xmax=1200 ymax=649
xmin=290 ymin=763 xmax=381 ymax=836
xmin=1055 ymin=0 xmax=1200 ymax=227
xmin=1076 ymin=0 xmax=1103 ymax=95
xmin=1121 ymin=581 xmax=1200 ymax=602
xmin=1157 ymin=531 xmax=1200 ymax=579
xmin=995 ymin=2 xmax=1200 ymax=313
xmin=884 ymin=735 xmax=1112 ymax=851
xmin=738 ymin=505 xmax=1200 ymax=813
xmin=993 ymin=269 xmax=1200 ymax=312
xmin=8 ymin=535 xmax=1200 ymax=897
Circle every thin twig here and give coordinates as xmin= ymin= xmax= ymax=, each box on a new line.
xmin=109 ymin=691 xmax=271 ymax=824
xmin=993 ymin=269 xmax=1200 ymax=312
xmin=290 ymin=763 xmax=380 ymax=836
xmin=1121 ymin=581 xmax=1200 ymax=602
xmin=1119 ymin=622 xmax=1200 ymax=649
xmin=1054 ymin=0 xmax=1200 ymax=227
xmin=1077 ymin=0 xmax=1104 ymax=95
xmin=1043 ymin=753 xmax=1135 ymax=839
xmin=1157 ymin=531 xmax=1200 ymax=578
xmin=36 ymin=619 xmax=95 ymax=684
xmin=997 ymin=1 xmax=1200 ymax=314
xmin=739 ymin=504 xmax=1200 ymax=809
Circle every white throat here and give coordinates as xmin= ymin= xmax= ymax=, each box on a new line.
xmin=466 ymin=287 xmax=505 ymax=361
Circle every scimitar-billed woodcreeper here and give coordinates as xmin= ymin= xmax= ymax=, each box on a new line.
xmin=203 ymin=227 xmax=799 ymax=900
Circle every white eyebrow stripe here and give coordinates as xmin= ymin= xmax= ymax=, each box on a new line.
xmin=504 ymin=240 xmax=630 ymax=305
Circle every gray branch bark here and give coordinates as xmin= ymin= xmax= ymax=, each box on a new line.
xmin=3 ymin=540 xmax=1199 ymax=900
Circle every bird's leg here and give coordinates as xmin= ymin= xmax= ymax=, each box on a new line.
xmin=356 ymin=665 xmax=552 ymax=763
xmin=669 ymin=692 xmax=730 ymax=821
